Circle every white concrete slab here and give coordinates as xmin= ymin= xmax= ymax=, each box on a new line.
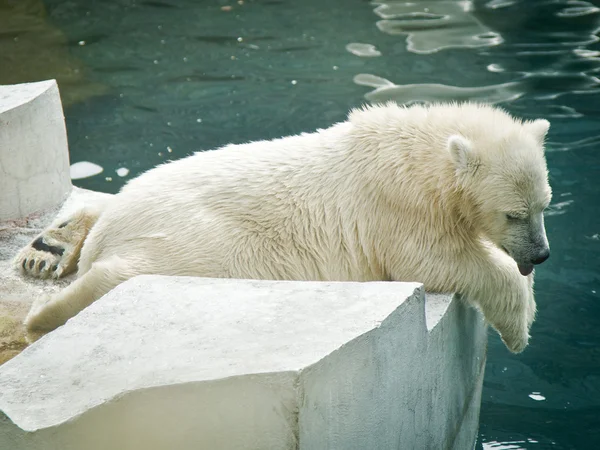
xmin=0 ymin=80 xmax=72 ymax=221
xmin=299 ymin=291 xmax=487 ymax=450
xmin=0 ymin=276 xmax=487 ymax=450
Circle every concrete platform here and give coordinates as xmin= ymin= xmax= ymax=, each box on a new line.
xmin=0 ymin=277 xmax=487 ymax=450
xmin=0 ymin=80 xmax=71 ymax=222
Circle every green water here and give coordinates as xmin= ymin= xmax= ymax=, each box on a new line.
xmin=3 ymin=0 xmax=600 ymax=447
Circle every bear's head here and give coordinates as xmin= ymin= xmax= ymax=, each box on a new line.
xmin=448 ymin=118 xmax=552 ymax=276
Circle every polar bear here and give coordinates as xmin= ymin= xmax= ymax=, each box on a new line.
xmin=16 ymin=102 xmax=551 ymax=353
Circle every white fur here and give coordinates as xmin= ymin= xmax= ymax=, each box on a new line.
xmin=20 ymin=102 xmax=552 ymax=353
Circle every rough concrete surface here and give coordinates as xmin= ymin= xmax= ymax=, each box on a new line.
xmin=0 ymin=276 xmax=487 ymax=450
xmin=0 ymin=79 xmax=112 ymax=364
xmin=0 ymin=187 xmax=111 ymax=364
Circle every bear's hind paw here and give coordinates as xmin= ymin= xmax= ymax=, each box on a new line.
xmin=15 ymin=221 xmax=79 ymax=279
xmin=17 ymin=242 xmax=65 ymax=279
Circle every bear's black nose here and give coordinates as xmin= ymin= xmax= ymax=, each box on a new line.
xmin=532 ymin=249 xmax=550 ymax=265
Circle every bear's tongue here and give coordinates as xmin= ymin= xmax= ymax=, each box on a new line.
xmin=518 ymin=263 xmax=534 ymax=276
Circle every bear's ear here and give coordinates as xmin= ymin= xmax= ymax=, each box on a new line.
xmin=447 ymin=135 xmax=476 ymax=172
xmin=524 ymin=119 xmax=550 ymax=144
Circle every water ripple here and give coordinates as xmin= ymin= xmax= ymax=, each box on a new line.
xmin=547 ymin=134 xmax=600 ymax=152
xmin=485 ymin=0 xmax=518 ymax=9
xmin=482 ymin=440 xmax=535 ymax=450
xmin=354 ymin=73 xmax=524 ymax=104
xmin=545 ymin=200 xmax=574 ymax=217
xmin=345 ymin=42 xmax=381 ymax=57
xmin=373 ymin=0 xmax=503 ymax=54
xmin=556 ymin=5 xmax=600 ymax=18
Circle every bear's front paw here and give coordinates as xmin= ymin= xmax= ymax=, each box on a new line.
xmin=495 ymin=273 xmax=536 ymax=353
xmin=500 ymin=327 xmax=530 ymax=354
xmin=525 ymin=274 xmax=537 ymax=328
xmin=493 ymin=296 xmax=533 ymax=353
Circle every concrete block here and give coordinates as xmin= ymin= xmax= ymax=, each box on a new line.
xmin=0 ymin=80 xmax=71 ymax=221
xmin=0 ymin=276 xmax=487 ymax=449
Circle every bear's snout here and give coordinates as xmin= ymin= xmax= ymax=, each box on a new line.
xmin=531 ymin=248 xmax=550 ymax=265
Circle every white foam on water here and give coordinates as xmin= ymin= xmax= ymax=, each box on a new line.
xmin=116 ymin=167 xmax=130 ymax=177
xmin=528 ymin=392 xmax=546 ymax=401
xmin=70 ymin=161 xmax=103 ymax=180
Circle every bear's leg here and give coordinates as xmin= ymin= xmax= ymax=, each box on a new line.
xmin=14 ymin=207 xmax=103 ymax=279
xmin=24 ymin=256 xmax=137 ymax=341
xmin=462 ymin=257 xmax=536 ymax=354
xmin=437 ymin=241 xmax=537 ymax=353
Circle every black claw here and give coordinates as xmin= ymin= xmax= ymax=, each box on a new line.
xmin=32 ymin=237 xmax=65 ymax=256
xmin=58 ymin=220 xmax=70 ymax=229
xmin=51 ymin=265 xmax=58 ymax=272
xmin=29 ymin=259 xmax=35 ymax=269
xmin=22 ymin=259 xmax=27 ymax=270
xmin=39 ymin=261 xmax=46 ymax=271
